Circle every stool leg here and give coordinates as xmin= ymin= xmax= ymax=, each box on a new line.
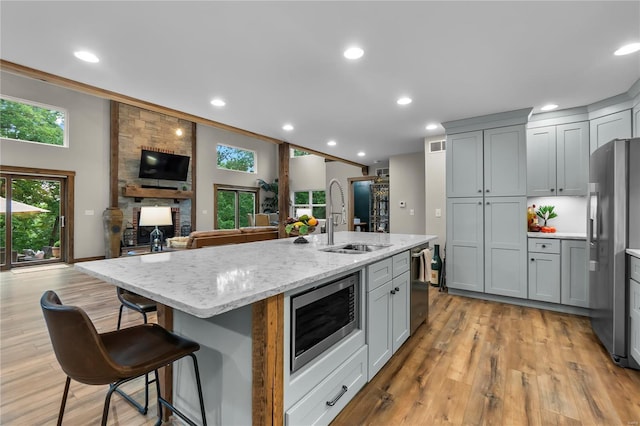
xmin=57 ymin=376 xmax=71 ymax=426
xmin=117 ymin=304 xmax=124 ymax=330
xmin=102 ymin=379 xmax=123 ymax=426
xmin=154 ymin=369 xmax=163 ymax=426
xmin=142 ymin=311 xmax=148 ymax=324
xmin=190 ymin=353 xmax=207 ymax=426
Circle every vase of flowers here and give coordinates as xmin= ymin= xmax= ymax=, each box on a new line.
xmin=285 ymin=215 xmax=318 ymax=244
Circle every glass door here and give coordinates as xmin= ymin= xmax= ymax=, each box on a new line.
xmin=1 ymin=174 xmax=64 ymax=270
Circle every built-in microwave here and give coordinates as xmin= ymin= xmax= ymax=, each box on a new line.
xmin=290 ymin=272 xmax=360 ymax=372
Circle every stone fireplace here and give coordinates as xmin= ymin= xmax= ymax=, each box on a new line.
xmin=131 ymin=207 xmax=180 ymax=246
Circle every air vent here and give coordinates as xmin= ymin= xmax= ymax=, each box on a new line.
xmin=429 ymin=140 xmax=446 ymax=153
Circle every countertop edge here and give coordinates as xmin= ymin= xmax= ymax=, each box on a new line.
xmin=626 ymin=249 xmax=640 ymax=259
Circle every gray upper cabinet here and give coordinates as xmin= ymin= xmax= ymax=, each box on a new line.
xmin=447 ymin=125 xmax=526 ymax=198
xmin=589 ymin=110 xmax=632 ymax=153
xmin=527 ymin=122 xmax=589 ymax=196
xmin=484 ymin=125 xmax=527 ymax=197
xmin=446 ymin=131 xmax=483 ymax=197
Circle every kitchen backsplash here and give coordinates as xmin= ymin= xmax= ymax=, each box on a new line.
xmin=527 ymin=196 xmax=587 ymax=234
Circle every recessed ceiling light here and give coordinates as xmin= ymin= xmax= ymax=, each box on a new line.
xmin=73 ymin=51 xmax=99 ymax=63
xmin=357 ymin=151 xmax=365 ymax=157
xmin=282 ymin=124 xmax=294 ymax=131
xmin=426 ymin=124 xmax=438 ymax=130
xmin=344 ymin=46 xmax=364 ymax=60
xmin=614 ymin=42 xmax=640 ymax=56
xmin=175 ymin=129 xmax=183 ymax=136
xmin=210 ymin=98 xmax=226 ymax=107
xmin=327 ymin=140 xmax=337 ymax=146
xmin=397 ymin=97 xmax=412 ymax=105
xmin=541 ymin=104 xmax=558 ymax=111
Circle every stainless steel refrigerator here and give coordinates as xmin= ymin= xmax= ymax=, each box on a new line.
xmin=588 ymin=138 xmax=640 ymax=368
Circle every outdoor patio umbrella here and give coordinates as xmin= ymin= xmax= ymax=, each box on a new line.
xmin=0 ymin=196 xmax=50 ymax=214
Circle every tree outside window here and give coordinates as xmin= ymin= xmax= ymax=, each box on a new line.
xmin=217 ymin=144 xmax=256 ymax=173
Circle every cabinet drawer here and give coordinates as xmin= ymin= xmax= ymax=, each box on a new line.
xmin=392 ymin=251 xmax=410 ymax=277
xmin=368 ymin=258 xmax=392 ymax=291
xmin=285 ymin=345 xmax=368 ymax=426
xmin=528 ymin=238 xmax=560 ymax=254
xmin=630 ymin=256 xmax=640 ymax=283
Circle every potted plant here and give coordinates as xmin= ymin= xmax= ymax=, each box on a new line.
xmin=535 ymin=205 xmax=557 ymax=233
xmin=51 ymin=240 xmax=61 ymax=258
xmin=257 ymin=178 xmax=279 ymax=213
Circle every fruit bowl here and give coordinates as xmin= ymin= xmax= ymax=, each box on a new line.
xmin=285 ymin=215 xmax=318 ymax=243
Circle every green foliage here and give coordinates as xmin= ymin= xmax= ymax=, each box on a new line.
xmin=535 ymin=205 xmax=558 ymax=226
xmin=216 ymin=144 xmax=255 ymax=173
xmin=257 ymin=178 xmax=278 ymax=213
xmin=0 ymin=98 xmax=64 ymax=145
xmin=216 ymin=190 xmax=256 ymax=229
xmin=293 ymin=149 xmax=310 ymax=157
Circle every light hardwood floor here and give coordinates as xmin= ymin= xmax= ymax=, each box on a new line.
xmin=1 ymin=266 xmax=639 ymax=425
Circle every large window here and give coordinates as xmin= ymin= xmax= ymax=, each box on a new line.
xmin=0 ymin=95 xmax=68 ymax=147
xmin=293 ymin=190 xmax=326 ymax=219
xmin=216 ymin=144 xmax=256 ymax=173
xmin=214 ymin=185 xmax=258 ymax=229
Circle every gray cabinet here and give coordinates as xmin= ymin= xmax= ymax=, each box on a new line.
xmin=634 ymin=102 xmax=640 ymax=137
xmin=561 ymin=240 xmax=588 ymax=307
xmin=589 ymin=110 xmax=632 ymax=153
xmin=446 ymin=125 xmax=526 ymax=198
xmin=630 ymin=256 xmax=640 ymax=365
xmin=527 ymin=122 xmax=588 ymax=196
xmin=528 ymin=238 xmax=561 ymax=303
xmin=366 ymin=251 xmax=410 ymax=380
xmin=446 ymin=197 xmax=527 ymax=298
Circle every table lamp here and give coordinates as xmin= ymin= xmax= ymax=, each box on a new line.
xmin=139 ymin=206 xmax=172 ymax=252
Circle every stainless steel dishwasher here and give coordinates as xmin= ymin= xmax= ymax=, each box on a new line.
xmin=410 ymin=243 xmax=430 ymax=334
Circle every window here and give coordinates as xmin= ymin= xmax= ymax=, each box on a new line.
xmin=293 ymin=190 xmax=326 ymax=219
xmin=291 ymin=148 xmax=310 ymax=157
xmin=216 ymin=144 xmax=256 ymax=173
xmin=214 ymin=185 xmax=258 ymax=229
xmin=0 ymin=95 xmax=68 ymax=147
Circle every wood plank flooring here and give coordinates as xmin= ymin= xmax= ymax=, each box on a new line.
xmin=1 ymin=266 xmax=639 ymax=425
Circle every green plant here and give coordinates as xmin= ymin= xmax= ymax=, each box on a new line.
xmin=54 ymin=240 xmax=60 ymax=247
xmin=257 ymin=178 xmax=279 ymax=213
xmin=535 ymin=205 xmax=557 ymax=226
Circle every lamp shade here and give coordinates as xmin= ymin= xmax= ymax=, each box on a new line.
xmin=139 ymin=206 xmax=173 ymax=226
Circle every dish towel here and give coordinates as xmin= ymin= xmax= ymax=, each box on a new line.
xmin=419 ymin=248 xmax=432 ymax=282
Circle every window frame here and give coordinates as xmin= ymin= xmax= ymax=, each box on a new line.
xmin=216 ymin=143 xmax=257 ymax=174
xmin=213 ymin=184 xmax=259 ymax=229
xmin=0 ymin=94 xmax=69 ymax=148
xmin=292 ymin=189 xmax=326 ymax=219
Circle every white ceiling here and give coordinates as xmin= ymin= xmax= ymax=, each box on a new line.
xmin=1 ymin=1 xmax=639 ymax=166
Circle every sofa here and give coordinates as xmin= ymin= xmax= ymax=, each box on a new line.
xmin=171 ymin=226 xmax=279 ymax=249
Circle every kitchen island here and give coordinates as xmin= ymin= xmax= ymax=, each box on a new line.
xmin=76 ymin=231 xmax=436 ymax=425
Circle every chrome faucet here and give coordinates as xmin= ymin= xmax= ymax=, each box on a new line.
xmin=327 ymin=178 xmax=346 ymax=245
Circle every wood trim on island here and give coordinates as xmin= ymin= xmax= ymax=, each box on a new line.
xmin=252 ymin=294 xmax=284 ymax=426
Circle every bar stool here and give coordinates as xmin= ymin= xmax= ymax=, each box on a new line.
xmin=40 ymin=290 xmax=207 ymax=426
xmin=116 ymin=287 xmax=157 ymax=330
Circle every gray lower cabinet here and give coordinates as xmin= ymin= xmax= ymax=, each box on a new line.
xmin=630 ymin=256 xmax=640 ymax=365
xmin=446 ymin=197 xmax=484 ymax=292
xmin=528 ymin=238 xmax=561 ymax=303
xmin=561 ymin=240 xmax=588 ymax=307
xmin=367 ymin=252 xmax=410 ymax=381
xmin=589 ymin=109 xmax=632 ymax=154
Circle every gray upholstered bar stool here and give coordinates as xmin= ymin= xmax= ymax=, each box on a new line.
xmin=41 ymin=290 xmax=207 ymax=426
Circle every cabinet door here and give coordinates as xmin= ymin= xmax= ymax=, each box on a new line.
xmin=367 ymin=281 xmax=392 ymax=380
xmin=391 ymin=271 xmax=410 ymax=353
xmin=634 ymin=103 xmax=640 ymax=138
xmin=561 ymin=240 xmax=588 ymax=307
xmin=446 ymin=198 xmax=484 ymax=292
xmin=589 ymin=110 xmax=632 ymax=154
xmin=557 ymin=122 xmax=589 ymax=196
xmin=526 ymin=126 xmax=556 ymax=196
xmin=484 ymin=125 xmax=527 ymax=197
xmin=446 ymin=131 xmax=483 ymax=197
xmin=630 ymin=278 xmax=640 ymax=365
xmin=485 ymin=197 xmax=527 ymax=298
xmin=528 ymin=253 xmax=561 ymax=303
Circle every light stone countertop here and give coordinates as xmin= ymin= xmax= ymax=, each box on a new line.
xmin=627 ymin=249 xmax=640 ymax=259
xmin=527 ymin=232 xmax=586 ymax=240
xmin=76 ymin=232 xmax=437 ymax=318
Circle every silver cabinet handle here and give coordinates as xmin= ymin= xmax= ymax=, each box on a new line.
xmin=326 ymin=385 xmax=348 ymax=406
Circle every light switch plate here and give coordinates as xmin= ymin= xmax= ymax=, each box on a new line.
xmin=435 ymin=208 xmax=442 ymax=217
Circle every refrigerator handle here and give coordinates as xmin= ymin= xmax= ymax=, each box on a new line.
xmin=588 ymin=183 xmax=598 ymax=272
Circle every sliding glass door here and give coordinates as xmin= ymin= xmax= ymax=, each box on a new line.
xmin=214 ymin=184 xmax=258 ymax=229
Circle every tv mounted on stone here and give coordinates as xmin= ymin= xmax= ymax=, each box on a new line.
xmin=138 ymin=149 xmax=190 ymax=182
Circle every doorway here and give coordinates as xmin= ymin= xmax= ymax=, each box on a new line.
xmin=0 ymin=167 xmax=74 ymax=271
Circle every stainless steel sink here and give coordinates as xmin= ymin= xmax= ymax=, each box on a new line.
xmin=321 ymin=243 xmax=392 ymax=254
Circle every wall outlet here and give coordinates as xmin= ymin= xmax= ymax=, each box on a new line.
xmin=409 ymin=209 xmax=415 ymax=216
xmin=435 ymin=208 xmax=442 ymax=217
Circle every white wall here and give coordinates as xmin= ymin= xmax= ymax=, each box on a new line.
xmin=1 ymin=71 xmax=111 ymax=258
xmin=389 ymin=152 xmax=426 ymax=234
xmin=527 ymin=196 xmax=587 ymax=233
xmin=424 ymin=136 xmax=447 ymax=246
xmin=196 ymin=124 xmax=278 ymax=230
xmin=325 ymin=161 xmax=362 ymax=232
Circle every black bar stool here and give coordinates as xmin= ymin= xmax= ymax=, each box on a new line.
xmin=40 ymin=290 xmax=207 ymax=426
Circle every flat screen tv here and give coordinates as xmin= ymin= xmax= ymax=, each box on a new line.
xmin=138 ymin=149 xmax=190 ymax=181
